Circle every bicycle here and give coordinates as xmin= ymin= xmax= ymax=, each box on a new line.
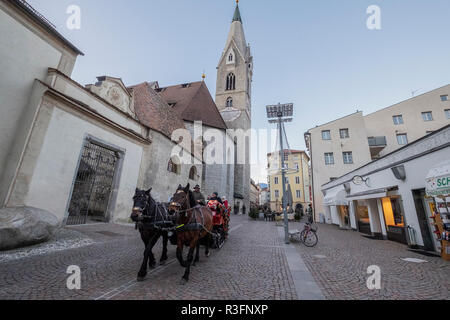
xmin=289 ymin=222 xmax=319 ymax=247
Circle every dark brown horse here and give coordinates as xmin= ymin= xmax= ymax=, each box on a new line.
xmin=169 ymin=183 xmax=213 ymax=284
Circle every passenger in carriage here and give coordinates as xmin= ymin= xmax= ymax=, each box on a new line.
xmin=222 ymin=197 xmax=231 ymax=240
xmin=209 ymin=192 xmax=223 ymax=205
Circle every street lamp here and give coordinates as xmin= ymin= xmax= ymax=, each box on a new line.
xmin=266 ymin=103 xmax=294 ymax=244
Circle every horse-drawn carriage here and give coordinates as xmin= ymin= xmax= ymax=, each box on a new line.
xmin=207 ymin=199 xmax=229 ymax=249
xmin=130 ymin=184 xmax=229 ymax=284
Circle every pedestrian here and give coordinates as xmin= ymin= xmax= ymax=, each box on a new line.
xmin=306 ymin=204 xmax=314 ymax=224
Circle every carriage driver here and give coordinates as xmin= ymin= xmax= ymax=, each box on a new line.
xmin=192 ymin=185 xmax=206 ymax=206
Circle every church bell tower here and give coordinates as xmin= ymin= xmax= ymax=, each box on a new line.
xmin=216 ymin=0 xmax=253 ymax=213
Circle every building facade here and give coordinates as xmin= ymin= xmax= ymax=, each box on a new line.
xmin=0 ymin=0 xmax=239 ymax=227
xmin=306 ymin=85 xmax=450 ymax=223
xmin=250 ymin=179 xmax=259 ymax=208
xmin=215 ymin=3 xmax=253 ymax=214
xmin=268 ymin=150 xmax=311 ymax=213
xmin=258 ymin=184 xmax=270 ymax=207
xmin=320 ymin=125 xmax=450 ymax=253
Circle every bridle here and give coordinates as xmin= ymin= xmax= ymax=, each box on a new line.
xmin=134 ymin=193 xmax=170 ymax=225
xmin=169 ymin=190 xmax=192 ymax=215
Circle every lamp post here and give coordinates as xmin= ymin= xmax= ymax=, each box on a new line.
xmin=267 ymin=103 xmax=293 ymax=244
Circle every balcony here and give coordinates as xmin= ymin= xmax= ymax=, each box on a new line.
xmin=368 ymin=136 xmax=387 ymax=159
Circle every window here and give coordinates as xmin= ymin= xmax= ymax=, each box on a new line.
xmin=322 ymin=130 xmax=331 ymax=140
xmin=445 ymin=109 xmax=450 ymax=119
xmin=226 ymin=73 xmax=236 ymax=91
xmin=295 ymin=163 xmax=299 ymax=171
xmin=393 ymin=115 xmax=404 ymax=125
xmin=167 ymin=158 xmax=179 ymax=174
xmin=284 ymin=177 xmax=289 ymax=184
xmin=397 ymin=134 xmax=408 ymax=145
xmin=343 ymin=152 xmax=353 ymax=164
xmin=422 ymin=112 xmax=433 ymax=122
xmin=275 ymin=190 xmax=280 ymax=198
xmin=295 ymin=177 xmax=300 ymax=184
xmin=296 ymin=190 xmax=301 ymax=198
xmin=228 ymin=53 xmax=233 ymax=62
xmin=274 ymin=177 xmax=279 ymax=185
xmin=324 ymin=153 xmax=334 ymax=165
xmin=340 ymin=129 xmax=349 ymax=139
xmin=226 ymin=97 xmax=233 ymax=108
xmin=283 ymin=152 xmax=289 ymax=162
xmin=189 ymin=166 xmax=197 ymax=180
xmin=441 ymin=95 xmax=448 ymax=102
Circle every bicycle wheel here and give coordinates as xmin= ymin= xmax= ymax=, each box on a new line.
xmin=301 ymin=229 xmax=318 ymax=247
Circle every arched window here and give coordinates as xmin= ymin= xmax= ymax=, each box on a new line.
xmin=226 ymin=73 xmax=236 ymax=91
xmin=167 ymin=157 xmax=179 ymax=174
xmin=189 ymin=166 xmax=197 ymax=180
xmin=228 ymin=53 xmax=233 ymax=62
xmin=226 ymin=97 xmax=233 ymax=108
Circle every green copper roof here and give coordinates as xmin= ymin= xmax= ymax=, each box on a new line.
xmin=232 ymin=4 xmax=242 ymax=22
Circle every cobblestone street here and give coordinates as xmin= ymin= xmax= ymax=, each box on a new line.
xmin=290 ymin=221 xmax=450 ymax=300
xmin=0 ymin=215 xmax=297 ymax=300
xmin=0 ymin=215 xmax=449 ymax=300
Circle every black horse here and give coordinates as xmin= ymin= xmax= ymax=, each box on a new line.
xmin=131 ymin=188 xmax=174 ymax=282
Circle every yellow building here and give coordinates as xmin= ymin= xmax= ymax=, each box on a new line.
xmin=268 ymin=150 xmax=311 ymax=213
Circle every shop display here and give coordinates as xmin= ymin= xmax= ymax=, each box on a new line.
xmin=429 ymin=198 xmax=450 ymax=261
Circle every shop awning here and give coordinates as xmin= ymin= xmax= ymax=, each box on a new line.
xmin=346 ymin=188 xmax=388 ymax=201
xmin=323 ymin=188 xmax=348 ymax=206
xmin=426 ymin=160 xmax=450 ymax=197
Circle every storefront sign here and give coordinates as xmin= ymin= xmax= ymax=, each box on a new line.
xmin=426 ymin=175 xmax=450 ymax=196
xmin=426 ymin=161 xmax=450 ymax=197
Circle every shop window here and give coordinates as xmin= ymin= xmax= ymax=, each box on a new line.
xmin=356 ymin=202 xmax=371 ymax=235
xmin=382 ymin=198 xmax=405 ymax=227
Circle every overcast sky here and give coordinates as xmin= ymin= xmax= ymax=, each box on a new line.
xmin=29 ymin=0 xmax=450 ymax=184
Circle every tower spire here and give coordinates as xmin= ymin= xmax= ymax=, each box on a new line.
xmin=232 ymin=0 xmax=242 ymax=23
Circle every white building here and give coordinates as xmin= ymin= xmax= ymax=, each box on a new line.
xmin=0 ymin=0 xmax=236 ymax=227
xmin=320 ymin=125 xmax=450 ymax=253
xmin=305 ymin=85 xmax=450 ymax=222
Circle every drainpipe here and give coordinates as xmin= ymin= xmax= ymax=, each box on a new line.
xmin=304 ymin=132 xmax=316 ymax=222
